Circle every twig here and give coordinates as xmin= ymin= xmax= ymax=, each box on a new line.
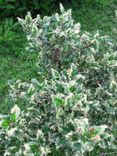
xmin=74 ymin=41 xmax=95 ymax=52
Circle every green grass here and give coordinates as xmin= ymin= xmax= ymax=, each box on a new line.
xmin=0 ymin=2 xmax=117 ymax=113
xmin=73 ymin=3 xmax=117 ymax=33
xmin=0 ymin=26 xmax=38 ymax=113
xmin=0 ymin=50 xmax=38 ymax=113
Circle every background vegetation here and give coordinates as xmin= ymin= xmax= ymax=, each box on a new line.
xmin=0 ymin=0 xmax=117 ymax=19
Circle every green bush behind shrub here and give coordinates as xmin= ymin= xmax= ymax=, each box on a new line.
xmin=0 ymin=0 xmax=56 ymax=19
xmin=0 ymin=0 xmax=115 ymax=19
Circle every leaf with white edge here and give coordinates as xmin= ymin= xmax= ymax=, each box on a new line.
xmin=17 ymin=17 xmax=25 ymax=26
xmin=74 ymin=23 xmax=81 ymax=34
xmin=11 ymin=105 xmax=20 ymax=119
xmin=60 ymin=3 xmax=65 ymax=13
xmin=7 ymin=128 xmax=17 ymax=137
xmin=37 ymin=130 xmax=44 ymax=139
xmin=51 ymin=68 xmax=60 ymax=79
xmin=70 ymin=63 xmax=78 ymax=77
xmin=25 ymin=12 xmax=32 ymax=24
xmin=10 ymin=113 xmax=16 ymax=122
xmin=98 ymin=125 xmax=108 ymax=134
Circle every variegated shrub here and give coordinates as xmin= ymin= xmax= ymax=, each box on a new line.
xmin=0 ymin=3 xmax=117 ymax=156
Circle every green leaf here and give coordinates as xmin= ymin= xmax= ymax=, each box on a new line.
xmin=25 ymin=12 xmax=32 ymax=24
xmin=52 ymin=96 xmax=63 ymax=107
xmin=51 ymin=68 xmax=60 ymax=79
xmin=60 ymin=3 xmax=65 ymax=13
xmin=11 ymin=105 xmax=20 ymax=119
xmin=3 ymin=4 xmax=15 ymax=9
xmin=2 ymin=119 xmax=10 ymax=129
xmin=10 ymin=113 xmax=16 ymax=122
xmin=71 ymin=64 xmax=78 ymax=77
xmin=6 ymin=0 xmax=16 ymax=2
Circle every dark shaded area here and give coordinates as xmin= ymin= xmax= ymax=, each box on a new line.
xmin=0 ymin=0 xmax=115 ymax=20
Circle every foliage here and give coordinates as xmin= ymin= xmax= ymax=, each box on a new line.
xmin=71 ymin=0 xmax=115 ymax=7
xmin=0 ymin=0 xmax=56 ymax=19
xmin=0 ymin=3 xmax=117 ymax=156
xmin=0 ymin=19 xmax=38 ymax=113
xmin=0 ymin=0 xmax=16 ymax=19
xmin=0 ymin=66 xmax=114 ymax=155
xmin=0 ymin=0 xmax=116 ymax=113
xmin=0 ymin=0 xmax=116 ymax=19
xmin=18 ymin=3 xmax=117 ymax=141
xmin=0 ymin=18 xmax=22 ymax=54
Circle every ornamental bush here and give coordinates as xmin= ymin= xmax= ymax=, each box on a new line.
xmin=0 ymin=4 xmax=117 ymax=156
xmin=0 ymin=67 xmax=114 ymax=155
